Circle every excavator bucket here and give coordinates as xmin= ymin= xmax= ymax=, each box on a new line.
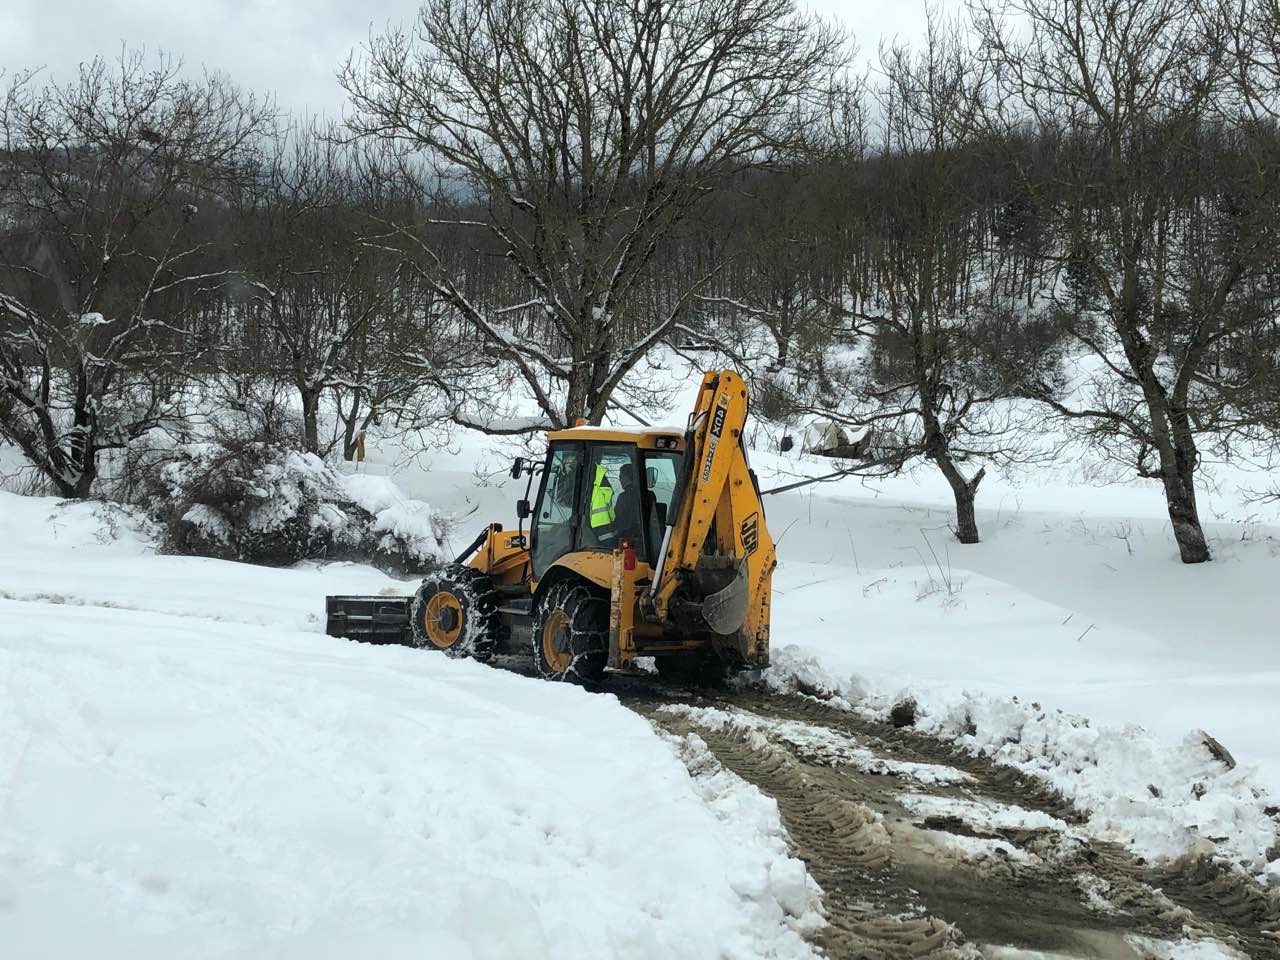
xmin=701 ymin=561 xmax=749 ymax=635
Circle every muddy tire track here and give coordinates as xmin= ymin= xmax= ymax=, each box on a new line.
xmin=617 ymin=680 xmax=1279 ymax=959
xmin=714 ymin=688 xmax=1280 ymax=959
xmin=652 ymin=708 xmax=974 ymax=958
xmin=726 ymin=690 xmax=1084 ymax=824
xmin=1153 ymin=854 xmax=1280 ymax=958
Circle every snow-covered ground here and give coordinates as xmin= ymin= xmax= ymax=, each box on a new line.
xmin=2 ymin=347 xmax=1278 ymax=955
xmin=0 ymin=494 xmax=821 ymax=959
xmin=760 ymin=511 xmax=1279 ymax=875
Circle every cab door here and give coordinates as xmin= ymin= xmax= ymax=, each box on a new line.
xmin=529 ymin=441 xmax=584 ymax=577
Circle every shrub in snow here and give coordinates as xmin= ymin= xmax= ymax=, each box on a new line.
xmin=127 ymin=430 xmax=446 ymax=574
xmin=752 ymin=375 xmax=800 ymax=424
xmin=341 ymin=474 xmax=453 ymax=577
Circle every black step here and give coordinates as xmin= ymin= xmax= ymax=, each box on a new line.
xmin=498 ymin=598 xmax=534 ymax=617
xmin=494 ymin=582 xmax=532 ymax=598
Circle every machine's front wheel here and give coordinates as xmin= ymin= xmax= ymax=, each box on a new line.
xmin=532 ymin=580 xmax=607 ymax=685
xmin=410 ymin=565 xmax=499 ymax=661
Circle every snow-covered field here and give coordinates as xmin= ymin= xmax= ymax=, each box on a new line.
xmin=0 ymin=494 xmax=821 ymax=959
xmin=2 ymin=349 xmax=1278 ymax=955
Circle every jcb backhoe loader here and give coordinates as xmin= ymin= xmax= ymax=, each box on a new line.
xmin=325 ymin=370 xmax=775 ymax=684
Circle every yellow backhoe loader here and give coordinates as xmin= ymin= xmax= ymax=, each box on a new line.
xmin=325 ymin=370 xmax=775 ymax=685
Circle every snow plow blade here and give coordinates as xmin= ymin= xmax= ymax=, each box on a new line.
xmin=325 ymin=595 xmax=412 ymax=645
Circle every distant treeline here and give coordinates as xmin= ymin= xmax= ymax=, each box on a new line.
xmin=2 ymin=0 xmax=1279 ymax=561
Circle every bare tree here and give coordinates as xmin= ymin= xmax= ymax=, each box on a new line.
xmin=790 ymin=22 xmax=1058 ymax=545
xmin=0 ymin=52 xmax=270 ymax=497
xmin=340 ymin=0 xmax=843 ymax=431
xmin=1229 ymin=0 xmax=1280 ymax=497
xmin=228 ymin=124 xmax=415 ymax=455
xmin=330 ymin=291 xmax=419 ymax=462
xmin=974 ymin=0 xmax=1280 ymax=563
xmin=693 ymin=168 xmax=844 ymax=374
xmin=1239 ymin=0 xmax=1280 ymax=109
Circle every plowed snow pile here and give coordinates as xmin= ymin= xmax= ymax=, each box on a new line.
xmin=0 ymin=493 xmax=820 ymax=960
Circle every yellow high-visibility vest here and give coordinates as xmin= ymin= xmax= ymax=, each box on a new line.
xmin=589 ymin=464 xmax=616 ymax=528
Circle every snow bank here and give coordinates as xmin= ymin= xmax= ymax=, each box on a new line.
xmin=985 ymin=939 xmax=1249 ymax=960
xmin=0 ymin=491 xmax=395 ymax=630
xmin=666 ymin=732 xmax=825 ymax=946
xmin=1126 ymin=936 xmax=1251 ymax=959
xmin=763 ymin=643 xmax=1278 ymax=878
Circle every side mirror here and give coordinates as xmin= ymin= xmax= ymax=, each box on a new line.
xmin=510 ymin=457 xmax=525 ymax=479
xmin=516 ymin=498 xmax=531 ymax=520
xmin=646 ymin=466 xmax=657 ymax=486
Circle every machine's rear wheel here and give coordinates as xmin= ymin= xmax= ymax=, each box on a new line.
xmin=532 ymin=580 xmax=607 ymax=684
xmin=654 ymin=654 xmax=729 ymax=688
xmin=410 ymin=564 xmax=499 ymax=661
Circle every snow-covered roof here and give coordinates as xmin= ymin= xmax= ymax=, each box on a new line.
xmin=558 ymin=423 xmax=684 ymax=436
xmin=548 ymin=423 xmax=686 ymax=447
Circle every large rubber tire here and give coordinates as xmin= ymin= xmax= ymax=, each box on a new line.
xmin=410 ymin=564 xmax=499 ymax=661
xmin=531 ymin=580 xmax=608 ymax=685
xmin=654 ymin=654 xmax=729 ymax=689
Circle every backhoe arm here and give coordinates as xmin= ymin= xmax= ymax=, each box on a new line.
xmin=648 ymin=370 xmax=775 ymax=664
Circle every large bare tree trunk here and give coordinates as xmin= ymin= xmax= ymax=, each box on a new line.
xmin=340 ymin=387 xmax=365 ymax=461
xmin=926 ymin=427 xmax=985 ymax=545
xmin=944 ymin=471 xmax=982 ymax=546
xmin=1152 ymin=405 xmax=1211 ymax=563
xmin=300 ymin=386 xmax=323 ymax=455
xmin=1160 ymin=469 xmax=1209 ymax=563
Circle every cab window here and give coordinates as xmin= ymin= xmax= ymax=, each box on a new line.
xmin=642 ymin=452 xmax=680 ymax=561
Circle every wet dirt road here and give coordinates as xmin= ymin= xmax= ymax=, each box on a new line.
xmin=615 ymin=679 xmax=1280 ymax=960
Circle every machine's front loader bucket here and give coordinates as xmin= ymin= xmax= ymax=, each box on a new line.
xmin=325 ymin=595 xmax=412 ymax=645
xmin=701 ymin=562 xmax=749 ymax=636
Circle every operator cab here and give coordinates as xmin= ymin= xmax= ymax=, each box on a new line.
xmin=523 ymin=427 xmax=684 ymax=578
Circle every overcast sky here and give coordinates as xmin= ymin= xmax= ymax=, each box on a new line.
xmin=1 ymin=0 xmax=963 ymax=118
